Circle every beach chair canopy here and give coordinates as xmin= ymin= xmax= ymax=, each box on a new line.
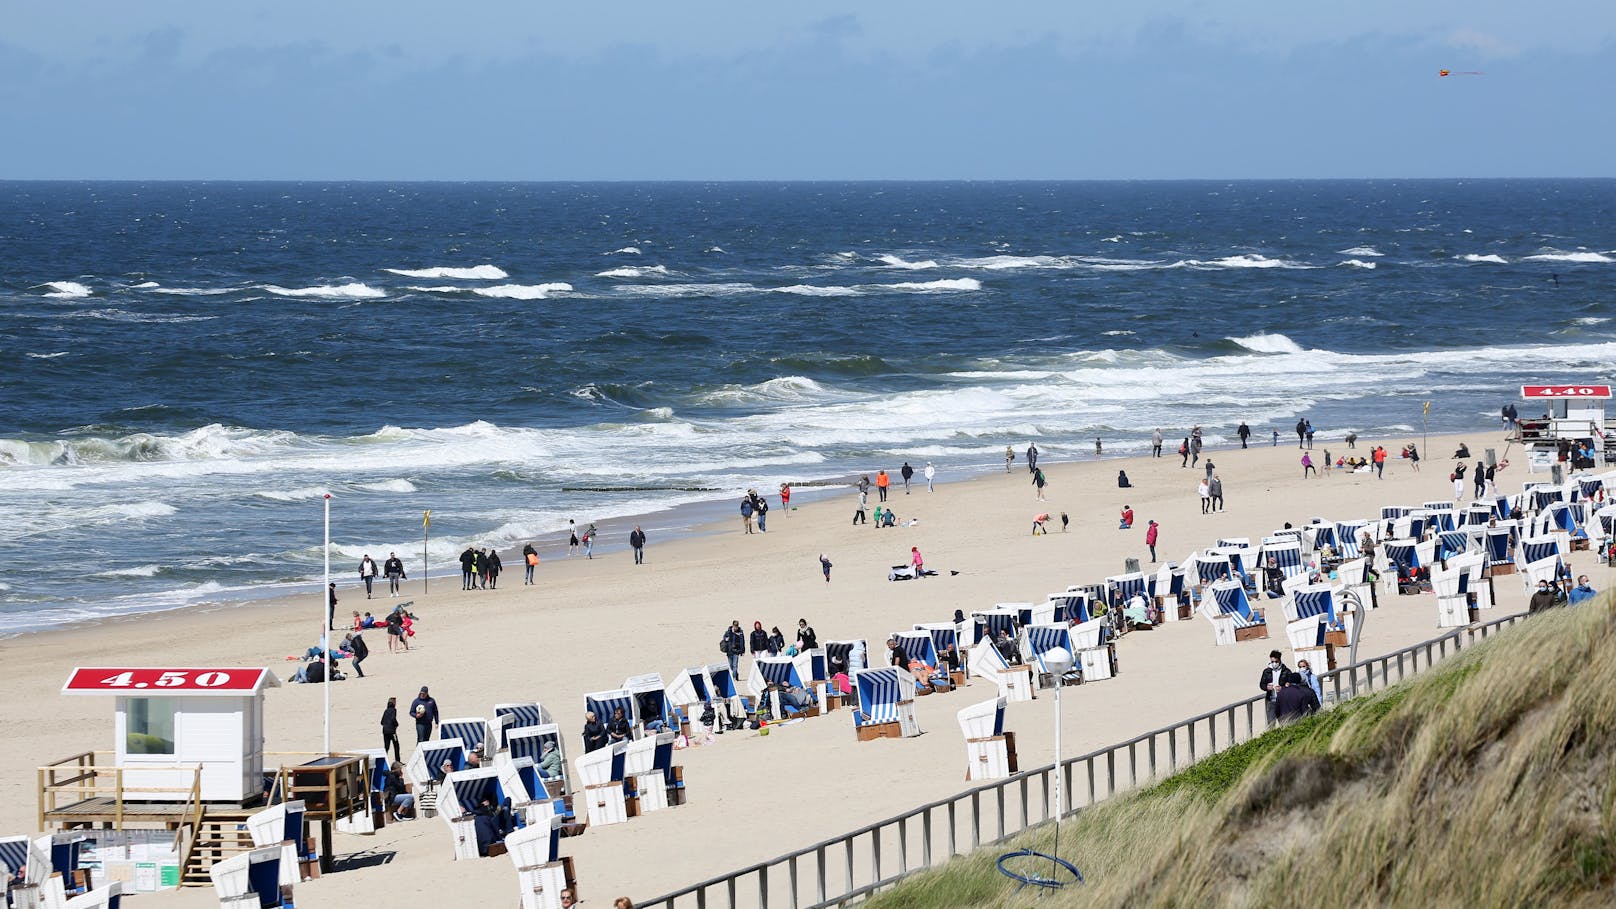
xmin=1286 ymin=615 xmax=1329 ymax=650
xmin=957 ymin=697 xmax=1007 ymax=740
xmin=507 ymin=724 xmax=565 ymax=776
xmin=667 ymin=667 xmax=712 ymax=708
xmin=1024 ymin=624 xmax=1077 ymax=674
xmin=1258 ymin=540 xmax=1305 ymax=577
xmin=574 ymin=742 xmax=626 ymax=787
xmin=438 ymin=717 xmax=490 ymax=754
xmin=705 ymin=663 xmax=739 ymax=698
xmin=1598 ymin=506 xmax=1616 ymax=538
xmin=493 ymin=703 xmax=551 ymax=748
xmin=1291 ymin=586 xmax=1338 ymax=624
xmin=821 ymin=640 xmax=866 ymax=677
xmin=853 ymin=668 xmax=914 ymax=724
xmin=623 ymin=673 xmax=673 ymax=730
xmin=1484 ymin=528 xmax=1515 ymax=564
xmin=1013 ymin=602 xmax=1054 ymax=628
xmin=1530 ymin=486 xmax=1565 ymax=512
xmin=1105 ymin=572 xmax=1148 ymax=604
xmin=1437 ymin=530 xmax=1473 ymax=559
xmin=246 ymin=801 xmax=305 ymax=849
xmin=915 ymin=622 xmax=962 ymax=663
xmin=1069 ymin=617 xmax=1107 ymax=651
xmin=1335 ymin=520 xmax=1369 ymax=558
xmin=1381 ymin=540 xmax=1420 ymax=571
xmin=1216 ymin=537 xmax=1251 ymax=549
xmin=753 ymin=654 xmax=814 ymax=694
xmin=442 ymin=767 xmax=517 ymax=822
xmin=502 ymin=819 xmax=562 ymax=869
xmin=1465 ymin=504 xmax=1494 ymax=526
xmin=1432 ymin=563 xmax=1471 ymax=598
xmin=1304 ymin=523 xmax=1337 ymax=552
xmin=651 ymin=731 xmax=676 ymax=772
xmin=0 ymin=836 xmax=33 ymax=884
xmin=1209 ymin=580 xmax=1261 ymax=627
xmin=1381 ymin=505 xmax=1411 ymax=521
xmin=406 ymin=738 xmax=467 ymax=785
xmin=584 ymin=689 xmax=637 ymax=730
xmin=893 ymin=630 xmax=939 ymax=668
xmin=971 ymin=610 xmax=1019 ymax=644
xmin=1519 ymin=537 xmax=1566 ymax=573
xmin=1048 ymin=592 xmax=1092 ymax=624
xmin=1579 ymin=477 xmax=1605 ymax=500
xmin=1191 ymin=552 xmax=1232 ymax=585
xmin=496 ymin=755 xmax=546 ymax=805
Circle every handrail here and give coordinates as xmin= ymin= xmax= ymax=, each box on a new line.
xmin=640 ymin=611 xmax=1529 ymax=909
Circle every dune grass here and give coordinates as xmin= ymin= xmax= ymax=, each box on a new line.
xmin=866 ymin=598 xmax=1616 ymax=909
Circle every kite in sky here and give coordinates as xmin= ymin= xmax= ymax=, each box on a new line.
xmin=1439 ymin=70 xmax=1484 ymax=77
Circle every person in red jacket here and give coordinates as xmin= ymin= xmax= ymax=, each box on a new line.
xmin=1145 ymin=520 xmax=1159 ymax=562
xmin=1118 ymin=505 xmax=1134 ymax=530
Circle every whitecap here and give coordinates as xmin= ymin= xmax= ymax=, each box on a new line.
xmin=1524 ymin=251 xmax=1614 ymax=264
xmin=264 ymin=283 xmax=387 ymax=299
xmin=1459 ymin=254 xmax=1508 ymax=264
xmin=1339 ymin=259 xmax=1378 ymax=269
xmin=609 ymin=246 xmax=642 ymax=255
xmin=26 ymin=351 xmax=68 ymax=359
xmin=356 ymin=479 xmax=418 ymax=493
xmin=256 ymin=487 xmax=330 ymax=502
xmin=1186 ymin=255 xmax=1312 ymax=270
xmin=1338 ymin=246 xmax=1384 ymax=257
xmin=596 ymin=266 xmax=670 ymax=279
xmin=471 ymin=283 xmax=573 ymax=300
xmin=882 ymin=278 xmax=982 ymax=292
xmin=706 ymin=246 xmax=725 ymax=253
xmin=1100 ymin=236 xmax=1122 ymax=243
xmin=43 ymin=281 xmax=92 ymax=298
xmin=131 ymin=281 xmax=160 ymax=289
xmin=384 ymin=265 xmax=508 ymax=280
xmin=953 ymin=255 xmax=1065 ymax=270
xmin=1572 ymin=317 xmax=1610 ymax=326
xmin=98 ymin=564 xmax=163 ymax=578
xmin=612 ymin=283 xmax=757 ymax=297
xmin=1228 ymin=333 xmax=1307 ymax=354
xmin=150 ymin=286 xmax=237 ymax=296
xmin=876 ymin=254 xmax=940 ymax=270
xmin=771 ymin=284 xmax=860 ymax=297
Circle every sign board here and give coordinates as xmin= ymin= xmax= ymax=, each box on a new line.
xmin=63 ymin=667 xmax=278 ymax=696
xmin=1521 ymin=385 xmax=1612 ymax=399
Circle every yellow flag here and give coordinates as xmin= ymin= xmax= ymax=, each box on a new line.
xmin=1423 ymin=401 xmax=1430 ymax=415
xmin=423 ymin=510 xmax=431 ymax=529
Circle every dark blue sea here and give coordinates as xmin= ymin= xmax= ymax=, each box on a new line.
xmin=2 ymin=180 xmax=1613 ymax=633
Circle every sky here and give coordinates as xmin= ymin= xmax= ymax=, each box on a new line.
xmin=1 ymin=2 xmax=1612 ymax=180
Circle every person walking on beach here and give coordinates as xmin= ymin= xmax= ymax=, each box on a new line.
xmin=410 ymin=686 xmax=439 ymax=744
xmin=780 ymin=483 xmax=791 ymax=514
xmin=1179 ymin=437 xmax=1190 ymax=467
xmin=629 ymin=525 xmax=646 ymax=564
xmin=459 ymin=547 xmax=476 ymax=589
xmin=384 ymin=552 xmax=406 ymax=596
xmin=1260 ymin=650 xmax=1290 ymax=726
xmin=924 ymin=461 xmax=935 ymax=492
xmin=344 ymin=631 xmax=369 ymax=678
xmin=1237 ymin=421 xmax=1251 ymax=449
xmin=1005 ymin=445 xmax=1014 ymax=472
xmin=1345 ymin=431 xmax=1358 ymax=449
xmin=721 ymin=620 xmax=746 ymax=679
xmin=853 ymin=487 xmax=868 ymax=525
xmin=1295 ymin=418 xmax=1307 ymax=448
xmin=1302 ymin=452 xmax=1316 ymax=478
xmin=380 ymin=698 xmax=401 ymax=763
xmin=1095 ymin=437 xmax=1103 ymax=457
xmin=1026 ymin=443 xmax=1039 ymax=473
xmin=1209 ymin=474 xmax=1225 ymax=512
xmin=748 ymin=621 xmax=770 ymax=667
xmin=582 ymin=523 xmax=597 ymax=558
xmin=1373 ymin=446 xmax=1387 ymax=478
xmin=1145 ymin=519 xmax=1159 ymax=562
xmin=522 ymin=543 xmax=538 ymax=584
xmin=911 ymin=546 xmax=925 ymax=577
xmin=385 ymin=608 xmax=405 ymax=652
xmin=1271 ymin=429 xmax=1279 ymax=447
xmin=1204 ymin=459 xmax=1215 ymax=480
xmin=1198 ymin=478 xmax=1211 ymax=514
xmin=1032 ymin=467 xmax=1048 ymax=501
xmin=486 ymin=549 xmax=502 ymax=589
xmin=1305 ymin=420 xmax=1315 ymax=449
xmin=1152 ymin=428 xmax=1163 ymax=457
xmin=1474 ymin=460 xmax=1487 ymax=499
xmin=359 ymin=554 xmax=379 ymax=599
xmin=567 ymin=520 xmax=579 ymax=558
xmin=819 ymin=554 xmax=832 ymax=583
xmin=876 ymin=470 xmax=890 ymax=502
xmin=327 ymin=582 xmax=338 ymax=630
xmin=1452 ymin=470 xmax=1465 ymax=502
xmin=755 ymin=494 xmax=769 ymax=532
xmin=901 ymin=461 xmax=914 ymax=494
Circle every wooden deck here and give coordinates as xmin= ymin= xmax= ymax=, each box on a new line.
xmin=45 ymin=797 xmax=220 ymax=829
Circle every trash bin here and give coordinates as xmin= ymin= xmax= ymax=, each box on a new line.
xmin=1124 ymin=557 xmax=1141 ymax=574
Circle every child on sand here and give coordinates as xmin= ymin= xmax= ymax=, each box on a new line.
xmin=1032 ymin=512 xmax=1050 ymax=535
xmin=819 ymin=554 xmax=832 ymax=582
xmin=1118 ymin=505 xmax=1134 ymax=529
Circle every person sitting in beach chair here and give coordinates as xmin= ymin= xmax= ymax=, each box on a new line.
xmin=907 ymin=659 xmax=950 ymax=690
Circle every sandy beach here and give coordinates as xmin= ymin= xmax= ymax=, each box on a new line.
xmin=1 ymin=426 xmax=1592 ymax=906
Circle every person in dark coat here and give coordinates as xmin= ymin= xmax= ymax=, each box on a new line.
xmin=486 ymin=550 xmax=502 ymax=589
xmin=629 ymin=526 xmax=647 ymax=565
xmin=582 ymin=711 xmax=608 ymax=753
xmin=748 ymin=622 xmax=770 ymax=663
xmin=345 ymin=632 xmax=369 ymax=678
xmin=1274 ymin=671 xmax=1320 ymax=721
xmin=1259 ymin=650 xmax=1289 ymax=726
xmin=1529 ymin=580 xmax=1559 ymax=613
xmin=459 ymin=547 xmax=476 ymax=590
xmin=606 ymin=707 xmax=631 ymax=744
xmin=327 ymin=582 xmax=338 ymax=630
xmin=380 ymin=697 xmax=401 ymax=762
xmin=886 ymin=637 xmax=909 ymax=668
xmin=409 ymin=687 xmax=439 ymax=743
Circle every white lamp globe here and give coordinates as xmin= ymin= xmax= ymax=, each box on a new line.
xmin=1043 ymin=646 xmax=1074 ymax=676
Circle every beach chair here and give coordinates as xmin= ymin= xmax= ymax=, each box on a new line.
xmin=1436 ymin=530 xmax=1473 ymax=560
xmin=1067 ymin=618 xmax=1117 ymax=680
xmin=1578 ymin=476 xmax=1606 ymax=503
xmin=818 ymin=642 xmax=866 ymax=709
xmin=493 ymin=703 xmax=552 ymax=750
xmin=970 ymin=609 xmax=1020 ymax=647
xmin=575 ymin=743 xmax=628 ymax=827
xmin=496 ymin=754 xmax=564 ymax=829
xmin=210 ymin=846 xmax=284 ymax=909
xmin=1256 ymin=539 xmax=1305 ymax=588
xmin=1518 ymin=536 xmax=1570 ymax=593
xmin=1104 ymin=572 xmax=1151 ymax=626
xmin=915 ymin=622 xmax=967 ymax=685
xmin=1333 ymin=556 xmax=1378 ymax=612
xmin=439 ymin=717 xmax=492 ymax=756
xmin=1432 ymin=562 xmax=1476 ymax=628
xmin=623 ymin=673 xmax=675 ymax=736
xmin=1303 ymin=522 xmax=1337 ymax=556
xmin=1465 ymin=503 xmax=1494 ymax=526
xmin=1335 ymin=520 xmax=1370 ymax=559
xmin=1206 ymin=579 xmax=1268 ymax=644
xmin=1 ymin=835 xmax=48 ymax=909
xmin=1449 ymin=552 xmax=1495 ymax=610
xmin=666 ymin=666 xmax=714 ymax=733
xmin=440 ymin=767 xmax=524 ymax=860
xmin=968 ymin=641 xmax=1034 ymax=702
xmin=1051 ymin=589 xmax=1095 ymax=624
xmin=751 ymin=653 xmax=820 ymax=717
xmin=957 ymin=697 xmax=1017 ymax=781
xmin=406 ymin=738 xmax=467 ymax=788
xmin=1024 ymin=623 xmax=1081 ymax=688
xmin=619 ymin=732 xmax=675 ymax=814
xmin=1216 ymin=537 xmax=1251 ymax=549
xmin=1150 ymin=564 xmax=1190 ymax=620
xmin=1381 ymin=505 xmax=1412 ymax=535
xmin=60 ymin=883 xmax=122 ymax=909
xmin=245 ymin=800 xmax=305 ymax=888
xmin=651 ymin=731 xmax=686 ymax=806
xmin=1483 ymin=524 xmax=1518 ymax=575
xmin=1291 ymin=584 xmax=1351 ymax=652
xmin=893 ymin=630 xmax=951 ymax=694
xmin=851 ymin=668 xmax=921 ymax=740
xmin=1539 ymin=503 xmax=1590 ymax=549
xmin=1529 ymin=485 xmax=1565 ymax=513
xmin=583 ymin=689 xmax=637 ymax=740
xmin=506 ymin=818 xmax=572 ymax=909
xmin=336 ymin=749 xmax=388 ymax=834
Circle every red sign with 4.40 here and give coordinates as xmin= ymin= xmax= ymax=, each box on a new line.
xmin=1521 ymin=385 xmax=1612 ymax=399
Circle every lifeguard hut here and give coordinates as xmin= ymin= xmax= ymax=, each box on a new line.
xmin=1516 ymin=384 xmax=1613 ymax=472
xmin=39 ymin=667 xmax=368 ymax=888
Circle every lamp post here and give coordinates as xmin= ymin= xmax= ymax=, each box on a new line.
xmin=1042 ymin=646 xmax=1074 ymax=869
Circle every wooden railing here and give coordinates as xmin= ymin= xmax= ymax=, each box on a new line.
xmin=36 ymin=751 xmax=202 ymax=830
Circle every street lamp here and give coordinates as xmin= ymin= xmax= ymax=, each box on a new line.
xmin=1041 ymin=646 xmax=1073 ymax=864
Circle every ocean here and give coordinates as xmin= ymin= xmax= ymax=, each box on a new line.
xmin=2 ymin=179 xmax=1613 ymax=634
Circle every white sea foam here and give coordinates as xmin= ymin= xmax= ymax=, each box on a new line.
xmin=264 ymin=283 xmax=387 ymax=299
xmin=952 ymin=255 xmax=1066 ymax=270
xmin=1573 ymin=317 xmax=1611 ymax=326
xmin=1100 ymin=236 xmax=1122 ymax=243
xmin=43 ymin=281 xmax=92 ymax=298
xmin=98 ymin=564 xmax=163 ymax=578
xmin=611 ymin=283 xmax=758 ymax=297
xmin=1339 ymin=259 xmax=1378 ymax=269
xmin=384 ymin=265 xmax=508 ymax=280
xmin=256 ymin=487 xmax=330 ymax=502
xmin=1338 ymin=246 xmax=1384 ymax=257
xmin=67 ymin=309 xmax=219 ymax=324
xmin=596 ymin=266 xmax=670 ymax=278
xmin=1228 ymin=333 xmax=1308 ymax=354
xmin=356 ymin=479 xmax=417 ymax=493
xmin=772 ymin=284 xmax=858 ymax=296
xmin=131 ymin=281 xmax=160 ymax=289
xmin=1459 ymin=254 xmax=1508 ymax=264
xmin=706 ymin=246 xmax=725 ymax=253
xmin=150 ymin=286 xmax=237 ymax=296
xmin=471 ymin=283 xmax=574 ymax=300
xmin=1185 ymin=254 xmax=1312 ymax=270
xmin=876 ymin=254 xmax=940 ymax=270
xmin=1524 ymin=251 xmax=1614 ymax=264
xmin=609 ymin=246 xmax=642 ymax=255
xmin=885 ymin=278 xmax=982 ymax=292
xmin=26 ymin=351 xmax=69 ymax=359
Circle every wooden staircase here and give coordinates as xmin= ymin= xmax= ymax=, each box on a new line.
xmin=178 ymin=807 xmax=258 ymax=886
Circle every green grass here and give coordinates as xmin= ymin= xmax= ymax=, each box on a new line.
xmin=866 ymin=597 xmax=1616 ymax=909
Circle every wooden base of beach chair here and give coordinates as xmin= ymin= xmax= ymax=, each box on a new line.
xmin=1324 ymin=629 xmax=1350 ymax=647
xmin=1488 ymin=562 xmax=1516 ymax=576
xmin=950 ymin=670 xmax=967 ymax=687
xmin=516 ymin=861 xmax=569 ymax=909
xmin=914 ymin=685 xmax=932 ymax=697
xmin=544 ymin=780 xmax=565 ymax=799
xmin=965 ymin=735 xmax=1015 ymax=780
xmin=1234 ymin=624 xmax=1269 ymax=642
xmin=584 ymin=783 xmax=628 ymax=827
xmin=856 ymin=721 xmax=898 ymax=742
xmin=1573 ymin=537 xmax=1590 ymax=551
xmin=1079 ymin=647 xmax=1115 ymax=681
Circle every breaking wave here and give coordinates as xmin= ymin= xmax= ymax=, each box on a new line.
xmin=471 ymin=283 xmax=574 ymax=300
xmin=264 ymin=283 xmax=387 ymax=299
xmin=384 ymin=265 xmax=508 ymax=280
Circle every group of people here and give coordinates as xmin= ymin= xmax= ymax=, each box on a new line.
xmin=1259 ymin=649 xmax=1322 ymax=722
xmin=356 ymin=552 xmax=408 ymax=598
xmin=458 ymin=546 xmax=504 ymax=589
xmin=718 ymin=618 xmax=821 ymax=679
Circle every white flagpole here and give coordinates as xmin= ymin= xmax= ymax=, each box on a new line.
xmin=323 ymin=493 xmax=332 ymax=755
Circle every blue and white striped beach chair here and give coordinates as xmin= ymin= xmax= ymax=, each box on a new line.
xmin=1465 ymin=503 xmax=1493 ymax=526
xmin=492 ymin=703 xmax=550 ymax=750
xmin=623 ymin=673 xmax=674 ymax=735
xmin=1336 ymin=520 xmax=1370 ymax=559
xmin=407 ymin=738 xmax=467 ymax=786
xmin=970 ymin=609 xmax=1019 ymax=646
xmin=894 ymin=630 xmax=951 ymax=693
xmin=1437 ymin=530 xmax=1473 ymax=560
xmin=1530 ymin=485 xmax=1565 ymax=513
xmin=967 ymin=640 xmax=1034 ymax=702
xmin=438 ymin=717 xmax=491 ymax=755
xmin=1023 ymin=623 xmax=1079 ymax=684
xmin=575 ymin=742 xmax=629 ymax=826
xmin=495 ymin=754 xmax=563 ymax=828
xmin=1053 ymin=589 xmax=1095 ymax=624
xmin=752 ymin=654 xmax=819 ymax=717
xmin=246 ymin=800 xmax=306 ymax=888
xmin=584 ymin=689 xmax=637 ymax=739
xmin=1304 ymin=522 xmax=1337 ymax=555
xmin=505 ymin=820 xmax=568 ymax=909
xmin=1012 ymin=602 xmax=1054 ymax=628
xmin=440 ymin=767 xmax=524 ymax=860
xmin=1205 ymin=579 xmax=1267 ymax=645
xmin=851 ymin=667 xmax=921 ymax=739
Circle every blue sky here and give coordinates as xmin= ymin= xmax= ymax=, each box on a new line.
xmin=1 ymin=2 xmax=1611 ymax=179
